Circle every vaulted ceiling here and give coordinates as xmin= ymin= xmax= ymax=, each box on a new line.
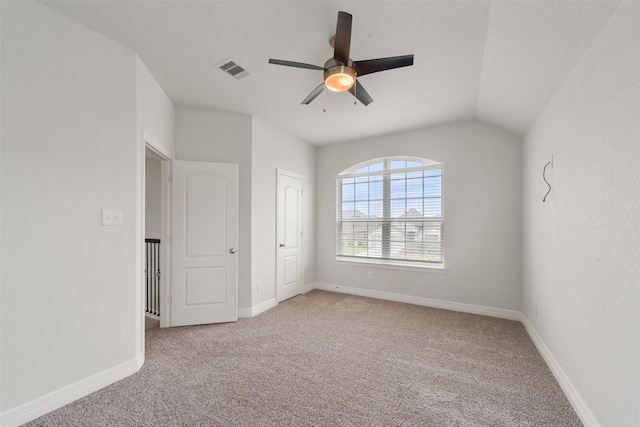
xmin=43 ymin=1 xmax=621 ymax=145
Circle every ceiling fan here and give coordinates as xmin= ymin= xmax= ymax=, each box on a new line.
xmin=269 ymin=11 xmax=414 ymax=106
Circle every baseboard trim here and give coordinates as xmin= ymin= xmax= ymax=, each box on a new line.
xmin=521 ymin=316 xmax=600 ymax=427
xmin=238 ymin=298 xmax=278 ymax=318
xmin=0 ymin=356 xmax=142 ymax=427
xmin=310 ymin=282 xmax=522 ymax=321
xmin=301 ymin=283 xmax=315 ymax=294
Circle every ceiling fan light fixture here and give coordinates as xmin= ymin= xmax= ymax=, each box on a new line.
xmin=324 ymin=62 xmax=356 ymax=92
xmin=268 ymin=11 xmax=414 ymax=106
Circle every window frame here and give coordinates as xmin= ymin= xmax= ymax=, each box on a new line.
xmin=336 ymin=156 xmax=446 ymax=270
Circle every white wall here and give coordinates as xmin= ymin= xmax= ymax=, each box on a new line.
xmin=316 ymin=120 xmax=522 ymax=312
xmin=145 ymin=156 xmax=162 ymax=239
xmin=1 ymin=0 xmax=138 ymax=420
xmin=174 ymin=107 xmax=253 ymax=310
xmin=522 ymin=2 xmax=639 ymax=426
xmin=251 ymin=117 xmax=316 ymax=308
xmin=136 ymin=56 xmax=175 ymax=157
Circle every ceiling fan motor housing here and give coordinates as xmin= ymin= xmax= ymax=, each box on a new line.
xmin=323 ymin=58 xmax=356 ymax=92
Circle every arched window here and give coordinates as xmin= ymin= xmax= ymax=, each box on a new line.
xmin=336 ymin=156 xmax=444 ymax=267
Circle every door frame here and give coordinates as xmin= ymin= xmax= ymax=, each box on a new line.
xmin=276 ymin=169 xmax=304 ymax=302
xmin=139 ymin=131 xmax=172 ymax=362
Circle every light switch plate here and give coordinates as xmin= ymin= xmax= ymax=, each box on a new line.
xmin=102 ymin=210 xmax=123 ymax=226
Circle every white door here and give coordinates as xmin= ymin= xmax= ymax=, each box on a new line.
xmin=170 ymin=160 xmax=238 ymax=326
xmin=276 ymin=170 xmax=303 ymax=302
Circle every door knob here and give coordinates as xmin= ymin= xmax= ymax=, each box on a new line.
xmin=229 ymin=248 xmax=237 ymax=254
xmin=279 ymin=243 xmax=285 ymax=247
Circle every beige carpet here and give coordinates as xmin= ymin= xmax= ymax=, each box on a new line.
xmin=145 ymin=315 xmax=160 ymax=330
xmin=27 ymin=290 xmax=582 ymax=426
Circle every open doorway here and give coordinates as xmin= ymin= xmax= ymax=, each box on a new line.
xmin=145 ymin=148 xmax=163 ymax=329
xmin=142 ymin=133 xmax=171 ymax=335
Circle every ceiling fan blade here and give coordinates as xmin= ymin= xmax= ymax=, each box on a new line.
xmin=301 ymin=83 xmax=325 ymax=105
xmin=269 ymin=59 xmax=324 ymax=71
xmin=348 ymin=80 xmax=373 ymax=106
xmin=354 ymin=55 xmax=414 ymax=77
xmin=333 ymin=11 xmax=352 ymax=65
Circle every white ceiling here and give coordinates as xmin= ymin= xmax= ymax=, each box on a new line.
xmin=42 ymin=1 xmax=621 ymax=146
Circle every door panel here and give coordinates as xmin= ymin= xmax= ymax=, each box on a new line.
xmin=277 ymin=170 xmax=303 ymax=302
xmin=171 ymin=160 xmax=238 ymax=326
xmin=284 ymin=186 xmax=299 ymax=248
xmin=185 ymin=173 xmax=226 ymax=257
xmin=185 ymin=267 xmax=226 ymax=304
xmin=284 ymin=255 xmax=298 ymax=285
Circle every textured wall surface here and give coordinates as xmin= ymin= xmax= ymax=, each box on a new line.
xmin=523 ymin=2 xmax=640 ymax=425
xmin=1 ymin=0 xmax=137 ymax=412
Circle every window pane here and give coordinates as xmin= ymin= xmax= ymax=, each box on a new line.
xmin=368 ymin=162 xmax=384 ymax=172
xmin=369 ymin=200 xmax=383 ymax=217
xmin=390 ymin=160 xmax=406 ymax=169
xmin=355 ymin=182 xmax=369 ymax=200
xmin=406 ymin=198 xmax=423 ymax=213
xmin=353 ymin=166 xmax=369 ymax=174
xmin=390 ymin=179 xmax=406 ymax=199
xmin=342 ymin=182 xmax=355 ymax=202
xmin=337 ymin=160 xmax=444 ymax=266
xmin=369 ymin=180 xmax=383 ymax=200
xmin=390 ymin=199 xmax=407 ymax=217
xmin=354 ymin=201 xmax=370 ymax=214
xmin=406 ymin=178 xmax=423 ymax=197
xmin=342 ymin=177 xmax=355 ymax=185
xmin=341 ymin=200 xmax=355 ymax=214
xmin=424 ymin=198 xmax=441 ymax=217
xmin=424 ymin=175 xmax=441 ymax=197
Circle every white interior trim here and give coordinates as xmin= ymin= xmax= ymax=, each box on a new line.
xmin=143 ymin=131 xmax=172 ymax=160
xmin=310 ymin=282 xmax=522 ymax=321
xmin=521 ymin=316 xmax=601 ymax=427
xmin=335 ymin=258 xmax=447 ymax=273
xmin=238 ymin=298 xmax=278 ymax=318
xmin=141 ymin=130 xmax=173 ymax=334
xmin=301 ymin=283 xmax=316 ymax=294
xmin=0 ymin=358 xmax=141 ymax=427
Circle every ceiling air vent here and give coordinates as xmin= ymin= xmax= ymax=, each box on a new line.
xmin=217 ymin=59 xmax=250 ymax=80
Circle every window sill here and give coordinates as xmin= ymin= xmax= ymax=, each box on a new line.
xmin=335 ymin=257 xmax=447 ymax=274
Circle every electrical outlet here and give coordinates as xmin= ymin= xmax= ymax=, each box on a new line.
xmin=257 ymin=282 xmax=263 ymax=293
xmin=367 ymin=272 xmax=373 ymax=280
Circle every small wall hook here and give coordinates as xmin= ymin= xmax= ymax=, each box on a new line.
xmin=542 ymin=155 xmax=553 ymax=202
